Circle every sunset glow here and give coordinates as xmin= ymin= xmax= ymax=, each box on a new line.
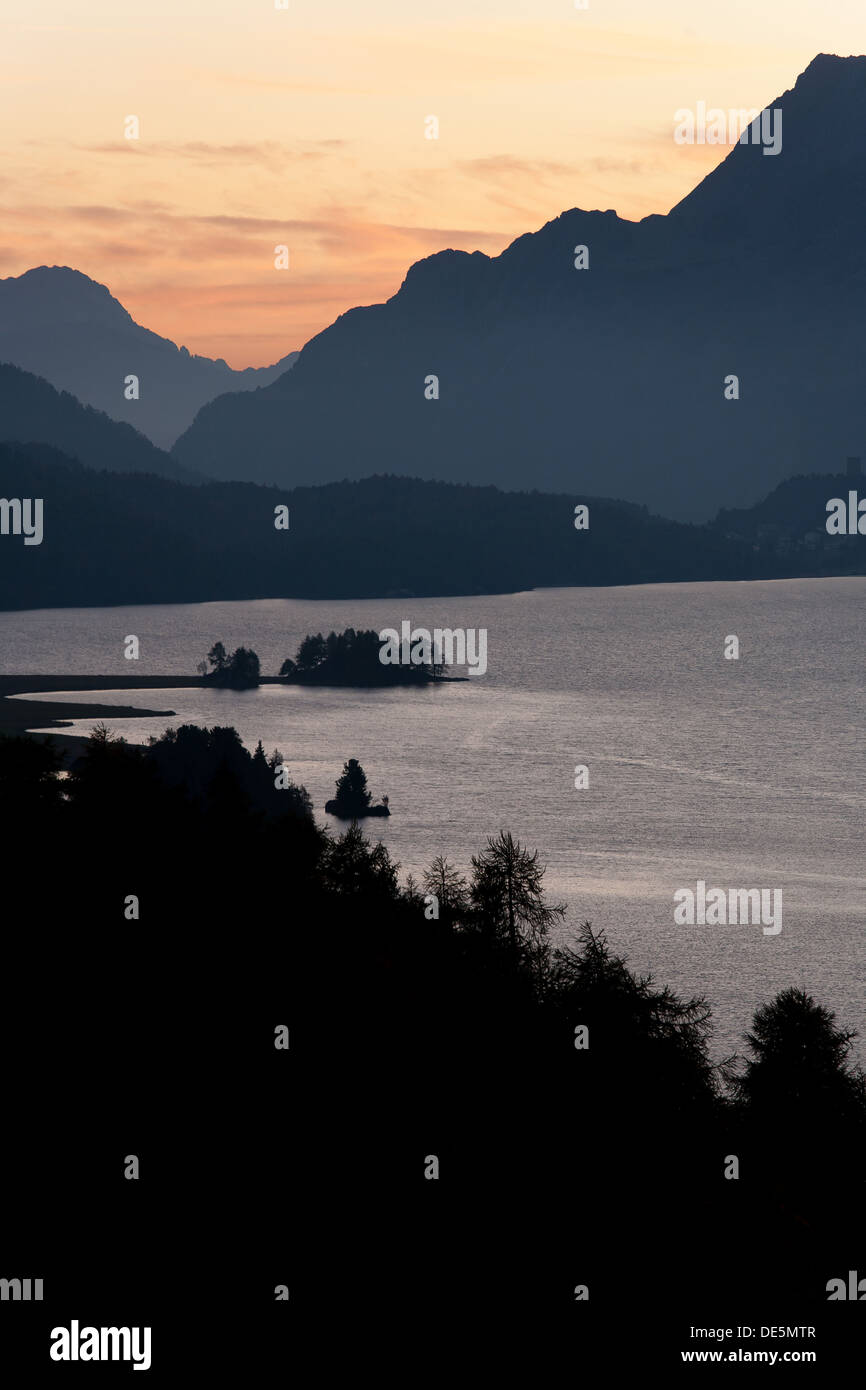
xmin=1 ymin=0 xmax=863 ymax=363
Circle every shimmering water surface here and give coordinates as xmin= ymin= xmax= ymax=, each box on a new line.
xmin=3 ymin=579 xmax=864 ymax=1061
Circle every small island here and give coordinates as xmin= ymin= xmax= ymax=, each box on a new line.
xmin=325 ymin=758 xmax=390 ymax=819
xmin=196 ymin=629 xmax=466 ymax=688
xmin=198 ymin=642 xmax=261 ymax=689
xmin=280 ymin=628 xmax=444 ymax=686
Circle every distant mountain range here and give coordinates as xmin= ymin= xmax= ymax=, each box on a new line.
xmin=163 ymin=53 xmax=866 ymax=522
xmin=1 ymin=444 xmax=862 ymax=611
xmin=2 ymin=54 xmax=864 ymax=524
xmin=0 ymin=363 xmax=195 ymax=482
xmin=0 ymin=267 xmax=298 ymax=448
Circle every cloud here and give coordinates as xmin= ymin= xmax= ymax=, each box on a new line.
xmin=75 ymin=139 xmax=350 ymax=172
xmin=60 ymin=204 xmax=130 ymax=222
xmin=457 ymin=152 xmax=662 ymax=185
xmin=93 ymin=241 xmax=154 ymax=260
xmin=53 ymin=203 xmax=508 ymax=259
xmin=458 ymin=156 xmax=578 ymax=181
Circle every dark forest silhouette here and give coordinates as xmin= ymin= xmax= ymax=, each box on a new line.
xmin=7 ymin=443 xmax=866 ymax=613
xmin=0 ymin=721 xmax=863 ymax=1324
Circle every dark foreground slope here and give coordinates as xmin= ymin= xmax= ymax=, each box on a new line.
xmin=0 ymin=725 xmax=862 ymax=1369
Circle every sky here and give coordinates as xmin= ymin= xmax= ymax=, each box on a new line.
xmin=1 ymin=0 xmax=864 ymax=366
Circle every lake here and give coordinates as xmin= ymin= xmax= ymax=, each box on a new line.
xmin=3 ymin=578 xmax=864 ymax=1063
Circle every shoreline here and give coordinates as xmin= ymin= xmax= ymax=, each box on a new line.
xmin=0 ymin=674 xmax=219 ymax=754
xmin=0 ymin=673 xmax=440 ymax=752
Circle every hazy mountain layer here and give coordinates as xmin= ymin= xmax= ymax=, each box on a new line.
xmin=0 ymin=364 xmax=197 ymax=482
xmin=0 ymin=266 xmax=297 ymax=448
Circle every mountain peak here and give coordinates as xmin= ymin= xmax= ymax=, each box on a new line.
xmin=400 ymin=248 xmax=491 ymax=301
xmin=0 ymin=267 xmax=299 ymax=448
xmin=172 ymin=54 xmax=866 ymax=521
xmin=667 ymin=52 xmax=866 ymax=237
xmin=796 ymin=52 xmax=866 ymax=88
xmin=1 ymin=265 xmax=133 ymax=326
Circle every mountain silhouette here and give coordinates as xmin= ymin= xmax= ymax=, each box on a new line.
xmin=0 ymin=267 xmax=298 ymax=448
xmin=0 ymin=363 xmax=197 ymax=481
xmin=171 ymin=54 xmax=866 ymax=522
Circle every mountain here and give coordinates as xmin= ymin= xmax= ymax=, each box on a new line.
xmin=0 ymin=363 xmax=196 ymax=481
xmin=0 ymin=447 xmax=773 ymax=612
xmin=173 ymin=54 xmax=866 ymax=522
xmin=0 ymin=267 xmax=298 ymax=448
xmin=711 ymin=466 xmax=866 ymax=555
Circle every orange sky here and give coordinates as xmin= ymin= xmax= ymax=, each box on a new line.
xmin=1 ymin=1 xmax=863 ymax=366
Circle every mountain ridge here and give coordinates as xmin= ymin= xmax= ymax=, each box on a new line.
xmin=0 ymin=266 xmax=298 ymax=448
xmin=171 ymin=53 xmax=866 ymax=521
xmin=0 ymin=363 xmax=198 ymax=482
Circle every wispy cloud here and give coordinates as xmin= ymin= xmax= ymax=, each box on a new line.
xmin=458 ymin=156 xmax=579 ymax=182
xmin=73 ymin=139 xmax=350 ymax=176
xmin=0 ymin=194 xmax=512 ymax=363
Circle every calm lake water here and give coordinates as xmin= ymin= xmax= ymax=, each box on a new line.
xmin=3 ymin=579 xmax=864 ymax=1062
